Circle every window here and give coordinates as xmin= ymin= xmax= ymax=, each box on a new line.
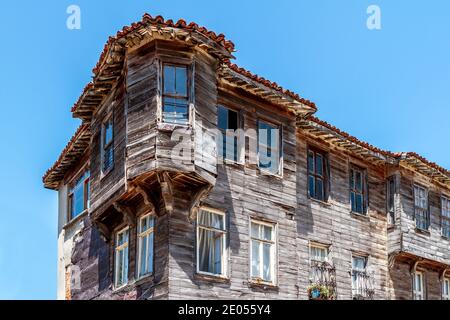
xmin=350 ymin=166 xmax=368 ymax=215
xmin=387 ymin=176 xmax=396 ymax=225
xmin=137 ymin=214 xmax=155 ymax=278
xmin=217 ymin=105 xmax=239 ymax=163
xmin=308 ymin=149 xmax=328 ymax=201
xmin=162 ymin=64 xmax=189 ymax=124
xmin=250 ymin=220 xmax=276 ymax=283
xmin=310 ymin=245 xmax=328 ymax=263
xmin=114 ymin=228 xmax=129 ymax=288
xmin=413 ymin=271 xmax=425 ymax=300
xmin=196 ymin=209 xmax=227 ymax=276
xmin=443 ymin=278 xmax=450 ymax=300
xmin=414 ymin=185 xmax=429 ymax=231
xmin=68 ymin=170 xmax=90 ymax=220
xmin=258 ymin=120 xmax=281 ymax=175
xmin=102 ymin=117 xmax=114 ymax=173
xmin=441 ymin=197 xmax=450 ymax=238
xmin=351 ymin=255 xmax=373 ymax=299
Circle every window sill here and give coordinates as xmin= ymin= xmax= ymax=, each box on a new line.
xmin=157 ymin=122 xmax=191 ymax=132
xmin=350 ymin=212 xmax=370 ymax=221
xmin=415 ymin=228 xmax=431 ymax=236
xmin=100 ymin=165 xmax=114 ymax=181
xmin=112 ymin=274 xmax=155 ymax=293
xmin=258 ymin=168 xmax=283 ymax=180
xmin=441 ymin=234 xmax=450 ymax=241
xmin=63 ymin=209 xmax=89 ymax=230
xmin=194 ymin=273 xmax=230 ymax=284
xmin=308 ymin=197 xmax=331 ymax=207
xmin=247 ymin=280 xmax=279 ymax=292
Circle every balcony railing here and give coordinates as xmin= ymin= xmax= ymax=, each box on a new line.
xmin=351 ymin=270 xmax=375 ymax=300
xmin=309 ymin=261 xmax=337 ymax=300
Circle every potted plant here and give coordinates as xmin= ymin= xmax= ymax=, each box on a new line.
xmin=307 ymin=284 xmax=334 ymax=300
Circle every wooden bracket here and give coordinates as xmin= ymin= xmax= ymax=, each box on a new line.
xmin=135 ymin=185 xmax=158 ymax=214
xmin=113 ymin=202 xmax=136 ymax=226
xmin=439 ymin=268 xmax=449 ymax=282
xmin=157 ymin=172 xmax=174 ymax=215
xmin=188 ymin=184 xmax=213 ymax=222
xmin=410 ymin=258 xmax=423 ymax=275
xmin=93 ymin=220 xmax=110 ymax=243
xmin=388 ymin=253 xmax=398 ymax=270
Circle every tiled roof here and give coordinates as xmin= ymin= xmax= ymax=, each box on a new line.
xmin=43 ymin=124 xmax=91 ymax=189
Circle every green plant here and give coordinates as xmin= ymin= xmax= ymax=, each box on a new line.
xmin=307 ymin=284 xmax=334 ymax=300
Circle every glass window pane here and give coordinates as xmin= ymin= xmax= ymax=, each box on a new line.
xmin=263 ymin=243 xmax=272 ymax=281
xmin=148 ymin=233 xmax=154 ymax=274
xmin=316 ymin=179 xmax=324 ymax=201
xmin=251 ymin=240 xmax=260 ymax=277
xmin=308 ymin=151 xmax=315 ymax=174
xmin=355 ymin=171 xmax=362 ymax=192
xmin=198 ymin=228 xmax=213 ymax=273
xmin=251 ymin=223 xmax=260 ymax=239
xmin=163 ymin=65 xmax=175 ymax=94
xmin=228 ymin=109 xmax=238 ymax=130
xmin=218 ymin=106 xmax=228 ymax=130
xmin=139 ymin=235 xmax=147 ymax=276
xmin=104 ymin=119 xmax=113 ymax=145
xmin=308 ymin=175 xmax=315 ymax=198
xmin=175 ymin=67 xmax=187 ymax=96
xmin=262 ymin=225 xmax=272 ymax=241
xmin=316 ymin=154 xmax=323 ymax=176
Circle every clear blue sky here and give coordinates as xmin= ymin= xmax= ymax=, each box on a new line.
xmin=0 ymin=0 xmax=448 ymax=299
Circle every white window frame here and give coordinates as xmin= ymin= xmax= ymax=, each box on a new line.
xmin=249 ymin=219 xmax=277 ymax=284
xmin=114 ymin=227 xmax=129 ymax=289
xmin=257 ymin=119 xmax=283 ymax=176
xmin=351 ymin=255 xmax=368 ymax=297
xmin=414 ymin=185 xmax=429 ymax=231
xmin=441 ymin=196 xmax=450 ymax=238
xmin=161 ymin=63 xmax=190 ymax=125
xmin=137 ymin=213 xmax=155 ymax=279
xmin=413 ymin=271 xmax=425 ymax=300
xmin=101 ymin=114 xmax=114 ymax=174
xmin=67 ymin=168 xmax=90 ymax=221
xmin=309 ymin=243 xmax=329 ymax=264
xmin=196 ymin=208 xmax=228 ymax=278
xmin=443 ymin=278 xmax=450 ymax=300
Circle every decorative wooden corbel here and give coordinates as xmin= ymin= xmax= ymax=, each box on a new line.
xmin=439 ymin=268 xmax=449 ymax=282
xmin=388 ymin=253 xmax=397 ymax=270
xmin=93 ymin=220 xmax=110 ymax=243
xmin=135 ymin=185 xmax=157 ymax=214
xmin=157 ymin=172 xmax=174 ymax=215
xmin=113 ymin=202 xmax=136 ymax=227
xmin=410 ymin=258 xmax=423 ymax=275
xmin=188 ymin=184 xmax=213 ymax=222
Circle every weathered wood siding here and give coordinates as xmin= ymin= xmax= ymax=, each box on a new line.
xmin=126 ymin=42 xmax=158 ymax=179
xmin=296 ymin=132 xmax=389 ymax=300
xmin=89 ymin=79 xmax=127 ymax=215
xmin=167 ymin=88 xmax=299 ymax=299
xmin=397 ymin=169 xmax=450 ymax=264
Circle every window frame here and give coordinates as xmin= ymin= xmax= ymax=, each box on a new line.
xmin=101 ymin=114 xmax=114 ymax=174
xmin=349 ymin=165 xmax=368 ymax=215
xmin=67 ymin=168 xmax=90 ymax=221
xmin=413 ymin=184 xmax=430 ymax=231
xmin=217 ymin=105 xmax=243 ymax=164
xmin=443 ymin=278 xmax=450 ymax=300
xmin=161 ymin=63 xmax=190 ymax=125
xmin=114 ymin=227 xmax=129 ymax=289
xmin=307 ymin=147 xmax=329 ymax=202
xmin=249 ymin=219 xmax=277 ymax=284
xmin=309 ymin=243 xmax=329 ymax=264
xmin=386 ymin=176 xmax=396 ymax=225
xmin=136 ymin=213 xmax=155 ymax=280
xmin=441 ymin=196 xmax=450 ymax=238
xmin=257 ymin=119 xmax=283 ymax=176
xmin=351 ymin=254 xmax=369 ymax=299
xmin=196 ymin=208 xmax=228 ymax=278
xmin=413 ymin=271 xmax=425 ymax=300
